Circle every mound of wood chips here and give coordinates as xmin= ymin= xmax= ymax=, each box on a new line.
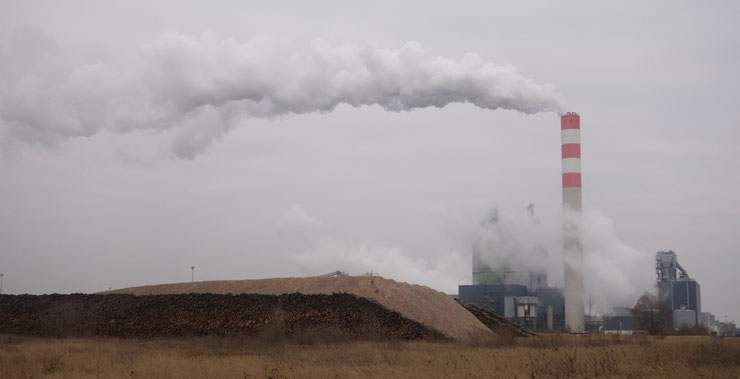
xmin=0 ymin=293 xmax=447 ymax=340
xmin=105 ymin=276 xmax=494 ymax=340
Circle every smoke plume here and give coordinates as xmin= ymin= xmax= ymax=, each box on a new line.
xmin=277 ymin=204 xmax=468 ymax=290
xmin=473 ymin=207 xmax=554 ymax=279
xmin=479 ymin=207 xmax=653 ymax=314
xmin=578 ymin=210 xmax=654 ymax=313
xmin=0 ymin=27 xmax=564 ymax=158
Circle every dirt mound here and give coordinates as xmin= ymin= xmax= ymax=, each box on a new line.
xmin=105 ymin=276 xmax=493 ymax=340
xmin=0 ymin=293 xmax=447 ymax=340
xmin=455 ymin=299 xmax=534 ymax=337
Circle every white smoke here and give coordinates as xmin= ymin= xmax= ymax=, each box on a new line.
xmin=277 ymin=204 xmax=325 ymax=231
xmin=480 ymin=207 xmax=653 ymax=315
xmin=277 ymin=204 xmax=468 ymax=291
xmin=474 ymin=207 xmax=556 ymax=278
xmin=579 ymin=210 xmax=654 ymax=313
xmin=290 ymin=239 xmax=468 ymax=290
xmin=0 ymin=27 xmax=564 ymax=158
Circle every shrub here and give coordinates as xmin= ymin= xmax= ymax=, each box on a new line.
xmin=41 ymin=354 xmax=63 ymax=374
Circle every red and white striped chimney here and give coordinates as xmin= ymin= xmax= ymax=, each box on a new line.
xmin=561 ymin=112 xmax=585 ymax=333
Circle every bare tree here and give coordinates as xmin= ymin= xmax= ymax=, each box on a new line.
xmin=633 ymin=292 xmax=671 ymax=335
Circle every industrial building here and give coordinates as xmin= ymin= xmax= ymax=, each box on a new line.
xmin=700 ymin=312 xmax=715 ymax=331
xmin=462 ymin=247 xmax=718 ymax=334
xmin=712 ymin=321 xmax=737 ymax=337
xmin=461 ymin=204 xmax=565 ymax=331
xmin=458 ymin=283 xmax=564 ymax=331
xmin=458 ymin=113 xmax=724 ymax=336
xmin=656 ymin=250 xmax=702 ymax=328
xmin=603 ymin=307 xmax=635 ymax=334
xmin=460 ymin=113 xmax=581 ymax=332
xmin=600 ymin=250 xmax=712 ymax=334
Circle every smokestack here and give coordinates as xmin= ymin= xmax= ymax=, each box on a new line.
xmin=561 ymin=112 xmax=585 ymax=332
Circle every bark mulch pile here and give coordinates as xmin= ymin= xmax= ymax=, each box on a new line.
xmin=455 ymin=299 xmax=534 ymax=337
xmin=0 ymin=293 xmax=448 ymax=340
xmin=105 ymin=276 xmax=494 ymax=340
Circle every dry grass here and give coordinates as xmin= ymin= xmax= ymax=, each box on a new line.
xmin=1 ymin=333 xmax=738 ymax=378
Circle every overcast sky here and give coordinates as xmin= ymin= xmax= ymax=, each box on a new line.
xmin=1 ymin=1 xmax=738 ymax=322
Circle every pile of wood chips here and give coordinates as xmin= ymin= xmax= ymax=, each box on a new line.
xmin=106 ymin=276 xmax=494 ymax=340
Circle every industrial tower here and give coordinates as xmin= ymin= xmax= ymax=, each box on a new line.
xmin=561 ymin=112 xmax=585 ymax=333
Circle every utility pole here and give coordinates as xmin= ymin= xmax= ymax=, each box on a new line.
xmin=191 ymin=266 xmax=195 ymax=283
xmin=0 ymin=273 xmax=3 ymax=295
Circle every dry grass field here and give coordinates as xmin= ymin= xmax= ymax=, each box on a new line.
xmin=1 ymin=333 xmax=738 ymax=378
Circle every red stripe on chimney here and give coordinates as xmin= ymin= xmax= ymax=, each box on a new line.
xmin=562 ymin=173 xmax=582 ymax=188
xmin=561 ymin=115 xmax=580 ymax=130
xmin=561 ymin=143 xmax=581 ymax=159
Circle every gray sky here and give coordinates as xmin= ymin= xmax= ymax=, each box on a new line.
xmin=1 ymin=1 xmax=738 ymax=322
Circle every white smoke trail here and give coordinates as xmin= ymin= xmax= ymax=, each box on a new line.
xmin=0 ymin=27 xmax=564 ymax=158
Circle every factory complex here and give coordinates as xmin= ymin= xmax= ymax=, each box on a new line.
xmin=454 ymin=114 xmax=733 ymax=336
xmin=458 ymin=247 xmax=732 ymax=335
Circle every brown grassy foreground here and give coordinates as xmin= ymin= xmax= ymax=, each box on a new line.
xmin=1 ymin=334 xmax=738 ymax=378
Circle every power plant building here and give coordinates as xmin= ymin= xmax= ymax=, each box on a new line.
xmin=463 ymin=204 xmax=565 ymax=331
xmin=458 ymin=283 xmax=562 ymax=331
xmin=459 ymin=114 xmax=718 ymax=336
xmin=458 ymin=284 xmax=528 ymax=316
xmin=461 ymin=113 xmax=717 ymax=335
xmin=656 ymin=250 xmax=701 ymax=326
xmin=461 ymin=114 xmax=586 ymax=332
xmin=603 ymin=307 xmax=635 ymax=334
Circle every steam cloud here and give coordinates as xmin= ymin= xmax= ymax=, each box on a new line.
xmin=278 ymin=204 xmax=652 ymax=309
xmin=0 ymin=27 xmax=564 ymax=158
xmin=578 ymin=210 xmax=653 ymax=312
xmin=474 ymin=208 xmax=553 ymax=278
xmin=278 ymin=204 xmax=468 ymax=290
xmin=478 ymin=208 xmax=652 ymax=314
